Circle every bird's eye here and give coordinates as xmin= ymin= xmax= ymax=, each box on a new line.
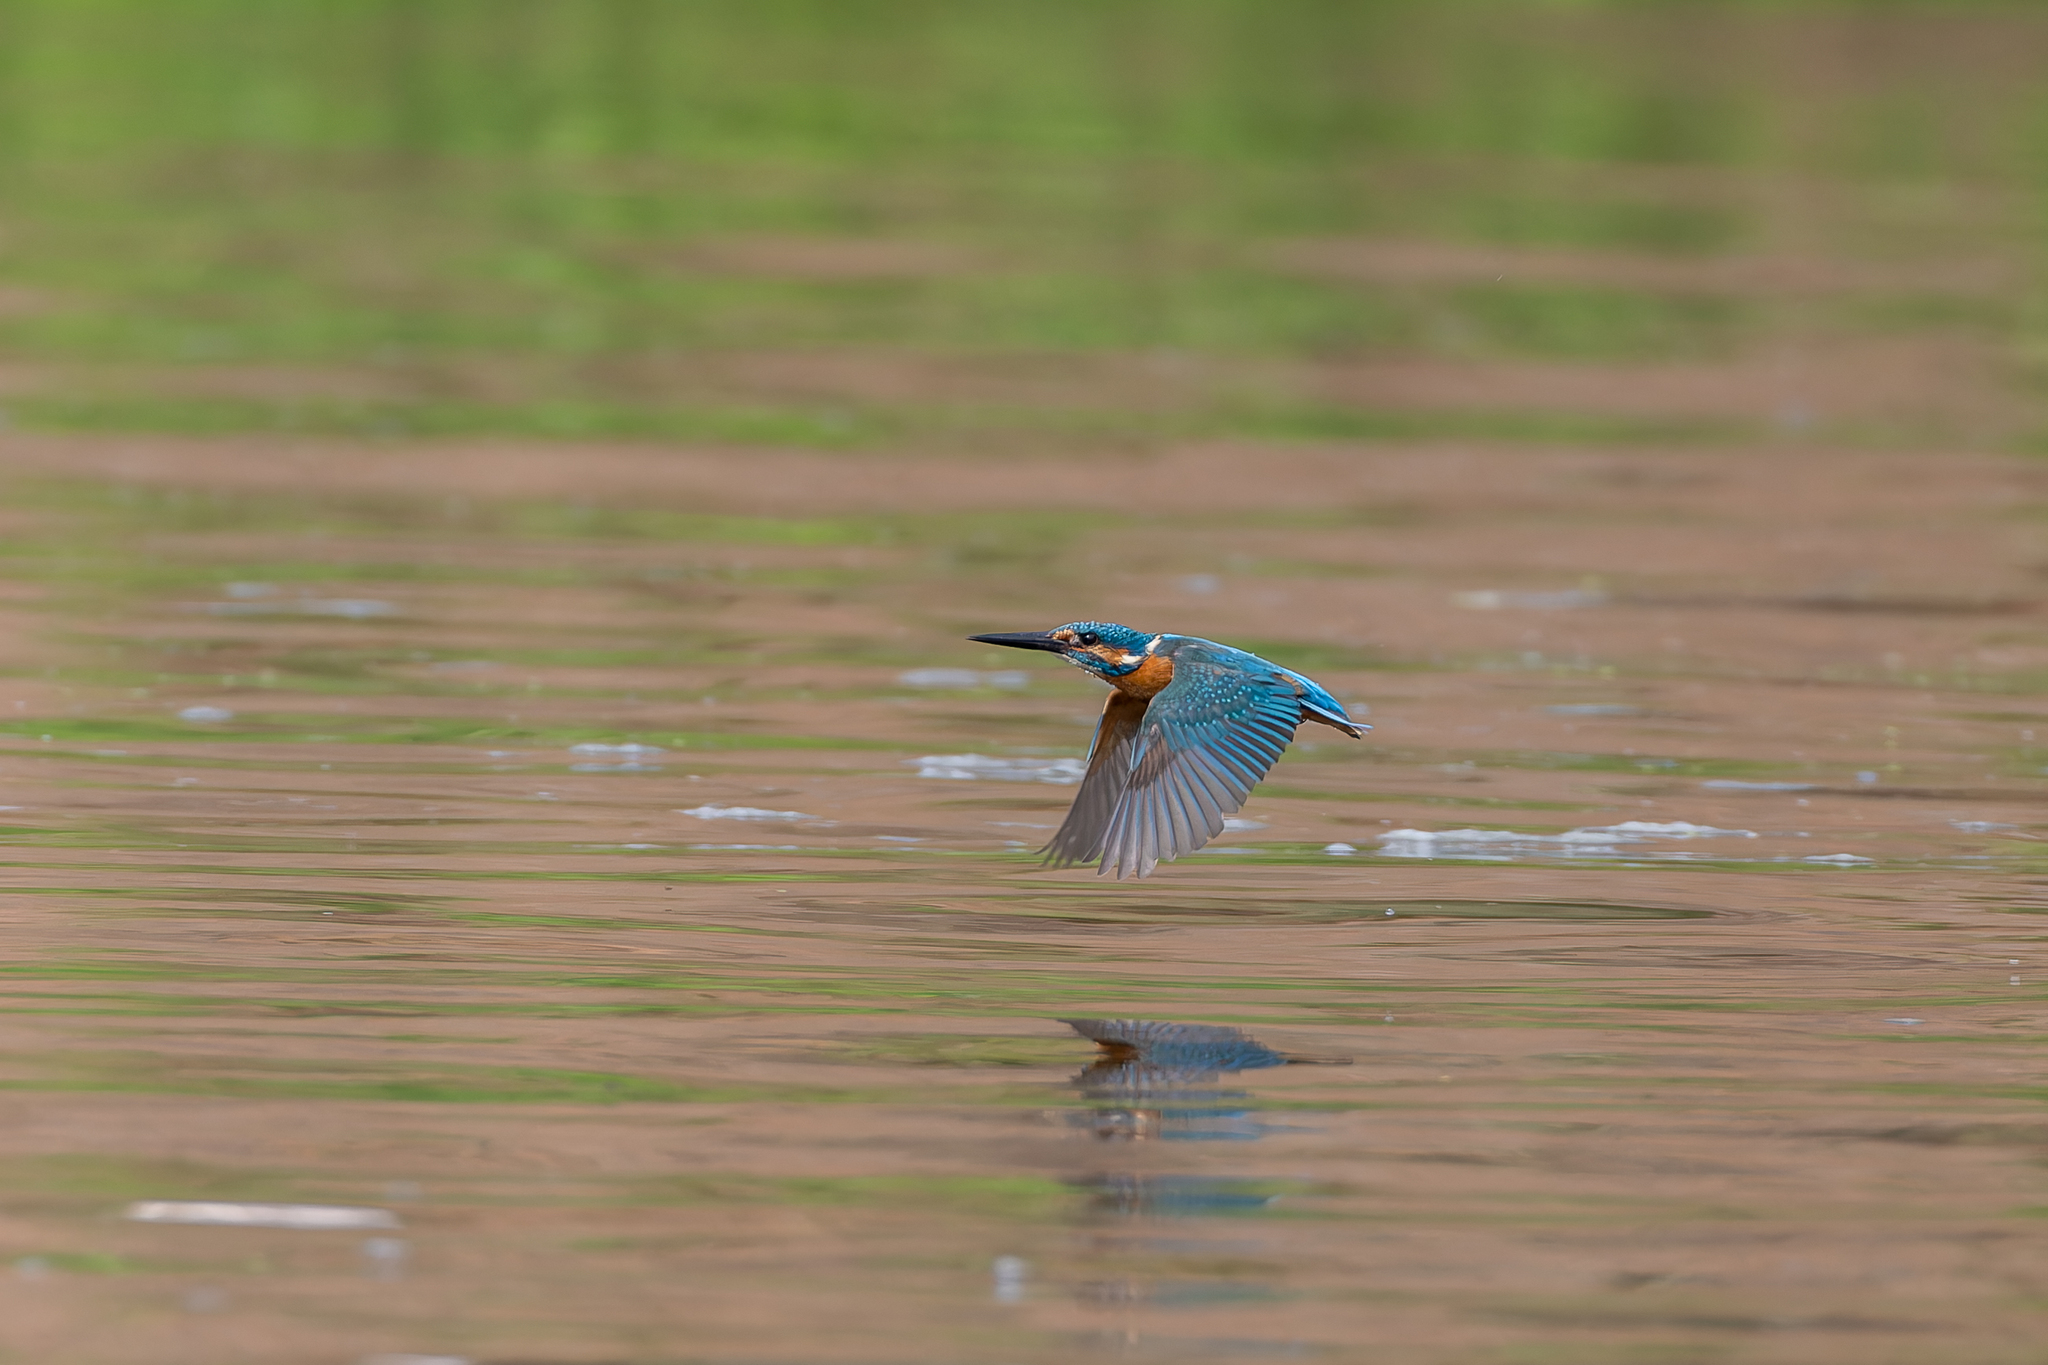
xmin=1077 ymin=631 xmax=1100 ymax=647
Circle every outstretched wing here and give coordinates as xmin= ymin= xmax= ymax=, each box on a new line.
xmin=1042 ymin=690 xmax=1149 ymax=869
xmin=1095 ymin=650 xmax=1307 ymax=879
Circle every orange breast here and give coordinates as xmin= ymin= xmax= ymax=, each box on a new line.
xmin=1115 ymin=653 xmax=1175 ymax=699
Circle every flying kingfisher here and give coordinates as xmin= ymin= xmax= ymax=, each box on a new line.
xmin=968 ymin=622 xmax=1367 ymax=879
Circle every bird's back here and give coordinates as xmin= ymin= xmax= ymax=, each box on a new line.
xmin=1156 ymin=635 xmax=1358 ymax=735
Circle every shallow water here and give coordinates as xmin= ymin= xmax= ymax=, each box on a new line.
xmin=0 ymin=433 xmax=2043 ymax=1364
xmin=0 ymin=4 xmax=2046 ymax=1355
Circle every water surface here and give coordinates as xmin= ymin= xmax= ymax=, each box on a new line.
xmin=0 ymin=432 xmax=2042 ymax=1364
xmin=2 ymin=3 xmax=2048 ymax=1362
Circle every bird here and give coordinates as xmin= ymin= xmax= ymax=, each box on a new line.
xmin=967 ymin=621 xmax=1367 ymax=878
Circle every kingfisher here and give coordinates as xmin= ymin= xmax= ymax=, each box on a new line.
xmin=968 ymin=622 xmax=1367 ymax=879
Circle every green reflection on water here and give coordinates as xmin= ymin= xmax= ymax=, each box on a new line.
xmin=0 ymin=2 xmax=2028 ymax=447
xmin=930 ymin=896 xmax=1714 ymax=924
xmin=0 ymin=1153 xmax=309 ymax=1203
xmin=1 ymin=392 xmax=1758 ymax=449
xmin=817 ymin=1034 xmax=1085 ymax=1068
xmin=0 ymin=717 xmax=899 ymax=749
xmin=0 ymin=1054 xmax=832 ymax=1105
xmin=633 ymin=1174 xmax=1075 ymax=1218
xmin=1258 ymin=785 xmax=1595 ymax=811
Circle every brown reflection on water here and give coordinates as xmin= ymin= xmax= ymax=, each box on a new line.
xmin=0 ymin=427 xmax=2044 ymax=1362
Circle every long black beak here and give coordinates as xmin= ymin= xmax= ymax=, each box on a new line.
xmin=968 ymin=630 xmax=1068 ymax=653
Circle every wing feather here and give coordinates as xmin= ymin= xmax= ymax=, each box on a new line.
xmin=1152 ymin=775 xmax=1183 ymax=864
xmin=1095 ymin=652 xmax=1313 ymax=879
xmin=1184 ymin=750 xmax=1236 ymax=807
xmin=1167 ymin=775 xmax=1209 ymax=846
xmin=1183 ymin=764 xmax=1229 ymax=829
xmin=1160 ymin=774 xmax=1192 ymax=864
xmin=1042 ymin=691 xmax=1149 ymax=869
xmin=1101 ymin=796 xmax=1142 ymax=879
xmin=1167 ymin=766 xmax=1220 ymax=849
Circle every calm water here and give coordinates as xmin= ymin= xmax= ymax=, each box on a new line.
xmin=0 ymin=434 xmax=2044 ymax=1363
xmin=1 ymin=3 xmax=2047 ymax=1362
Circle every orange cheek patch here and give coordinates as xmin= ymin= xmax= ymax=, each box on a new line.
xmin=1118 ymin=653 xmax=1175 ymax=699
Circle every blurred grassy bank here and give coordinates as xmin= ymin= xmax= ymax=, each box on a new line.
xmin=0 ymin=0 xmax=2039 ymax=450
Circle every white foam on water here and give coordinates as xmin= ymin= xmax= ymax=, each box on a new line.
xmin=1456 ymin=588 xmax=1607 ymax=611
xmin=899 ymin=669 xmax=1032 ymax=690
xmin=992 ymin=1254 xmax=1029 ymax=1304
xmin=1702 ymin=780 xmax=1816 ymax=791
xmin=300 ymin=598 xmax=396 ymax=618
xmin=200 ymin=597 xmax=396 ymax=618
xmin=677 ymin=804 xmax=817 ymax=822
xmin=1379 ymin=820 xmax=1756 ymax=860
xmin=1588 ymin=821 xmax=1756 ymax=839
xmin=909 ymin=754 xmax=1086 ymax=784
xmin=570 ymin=739 xmax=663 ymax=772
xmin=127 ymin=1201 xmax=398 ymax=1230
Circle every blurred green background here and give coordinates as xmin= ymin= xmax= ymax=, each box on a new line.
xmin=0 ymin=0 xmax=2037 ymax=449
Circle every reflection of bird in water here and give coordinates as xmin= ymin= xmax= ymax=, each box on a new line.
xmin=1075 ymin=1172 xmax=1286 ymax=1218
xmin=1065 ymin=1018 xmax=1293 ymax=1094
xmin=968 ymin=622 xmax=1367 ymax=878
xmin=1062 ymin=1018 xmax=1349 ymax=1141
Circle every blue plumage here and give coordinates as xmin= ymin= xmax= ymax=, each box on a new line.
xmin=967 ymin=621 xmax=1369 ymax=878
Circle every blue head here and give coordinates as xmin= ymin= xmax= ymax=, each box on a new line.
xmin=968 ymin=620 xmax=1160 ymax=679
